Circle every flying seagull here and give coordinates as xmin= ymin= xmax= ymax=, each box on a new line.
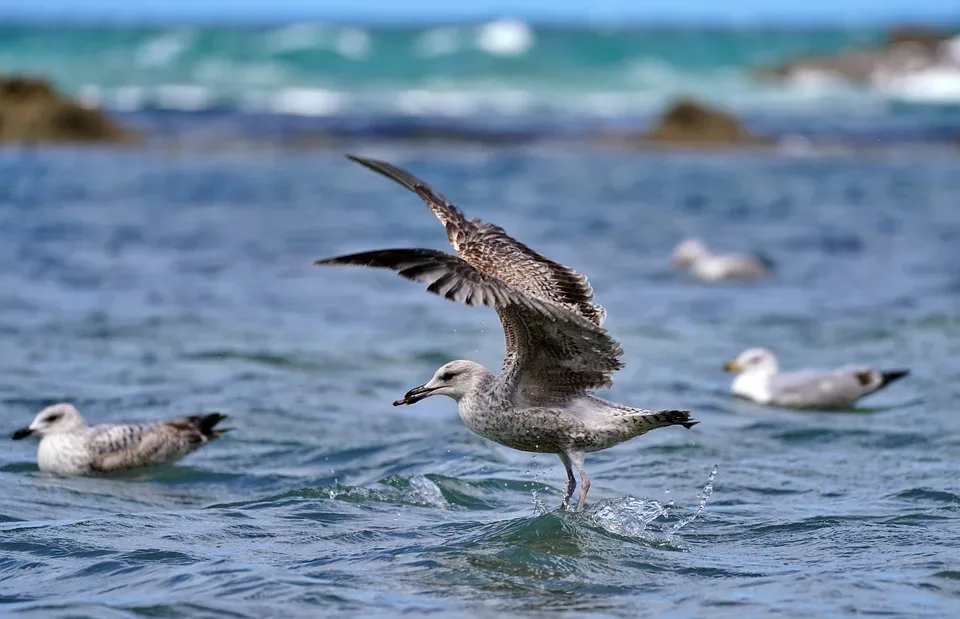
xmin=315 ymin=155 xmax=698 ymax=512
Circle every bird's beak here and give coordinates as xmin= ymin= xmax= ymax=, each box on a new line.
xmin=722 ymin=361 xmax=742 ymax=373
xmin=393 ymin=383 xmax=437 ymax=406
xmin=11 ymin=427 xmax=33 ymax=440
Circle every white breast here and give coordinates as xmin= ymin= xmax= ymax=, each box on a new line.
xmin=731 ymin=372 xmax=773 ymax=404
xmin=37 ymin=434 xmax=93 ymax=475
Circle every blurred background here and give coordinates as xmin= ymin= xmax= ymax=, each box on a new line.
xmin=1 ymin=0 xmax=959 ymax=148
xmin=1 ymin=2 xmax=959 ymax=618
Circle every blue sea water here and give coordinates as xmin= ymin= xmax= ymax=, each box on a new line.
xmin=1 ymin=144 xmax=959 ymax=617
xmin=1 ymin=20 xmax=960 ymax=619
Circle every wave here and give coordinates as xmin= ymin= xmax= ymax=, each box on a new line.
xmin=4 ymin=23 xmax=959 ymax=119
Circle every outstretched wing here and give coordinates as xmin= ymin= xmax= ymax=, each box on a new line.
xmin=347 ymin=155 xmax=607 ymax=326
xmin=86 ymin=422 xmax=204 ymax=472
xmin=315 ymin=249 xmax=624 ymax=401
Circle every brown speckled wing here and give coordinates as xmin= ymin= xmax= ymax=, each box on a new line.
xmin=345 ymin=155 xmax=607 ymax=326
xmin=315 ymin=248 xmax=624 ymax=399
xmin=87 ymin=420 xmax=208 ymax=472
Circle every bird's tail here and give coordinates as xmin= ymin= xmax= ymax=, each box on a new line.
xmin=628 ymin=409 xmax=699 ymax=436
xmin=184 ymin=413 xmax=230 ymax=440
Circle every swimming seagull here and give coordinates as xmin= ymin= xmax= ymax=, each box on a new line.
xmin=671 ymin=238 xmax=772 ymax=282
xmin=315 ymin=155 xmax=698 ymax=512
xmin=11 ymin=403 xmax=229 ymax=476
xmin=723 ymin=347 xmax=910 ymax=409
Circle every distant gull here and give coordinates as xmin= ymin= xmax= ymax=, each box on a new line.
xmin=315 ymin=155 xmax=698 ymax=512
xmin=11 ymin=403 xmax=229 ymax=476
xmin=723 ymin=348 xmax=909 ymax=409
xmin=671 ymin=238 xmax=772 ymax=282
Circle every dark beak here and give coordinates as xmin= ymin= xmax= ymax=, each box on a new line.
xmin=392 ymin=384 xmax=436 ymax=406
xmin=11 ymin=427 xmax=33 ymax=440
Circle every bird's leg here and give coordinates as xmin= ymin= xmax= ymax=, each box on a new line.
xmin=558 ymin=452 xmax=576 ymax=511
xmin=569 ymin=451 xmax=590 ymax=513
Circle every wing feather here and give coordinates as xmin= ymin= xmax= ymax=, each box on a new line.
xmin=315 ymin=249 xmax=624 ymax=400
xmin=346 ymin=155 xmax=607 ymax=325
xmin=87 ymin=421 xmax=203 ymax=472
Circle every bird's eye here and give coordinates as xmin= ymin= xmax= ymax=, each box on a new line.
xmin=439 ymin=371 xmax=456 ymax=381
xmin=45 ymin=413 xmax=62 ymax=423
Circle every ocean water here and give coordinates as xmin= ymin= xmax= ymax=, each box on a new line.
xmin=0 ymin=144 xmax=958 ymax=617
xmin=2 ymin=21 xmax=960 ymax=141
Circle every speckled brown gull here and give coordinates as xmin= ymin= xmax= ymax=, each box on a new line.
xmin=315 ymin=155 xmax=698 ymax=512
xmin=10 ymin=403 xmax=229 ymax=476
xmin=723 ymin=347 xmax=910 ymax=409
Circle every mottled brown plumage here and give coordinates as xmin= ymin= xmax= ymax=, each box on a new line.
xmin=11 ymin=403 xmax=229 ymax=476
xmin=345 ymin=155 xmax=607 ymax=326
xmin=314 ymin=155 xmax=696 ymax=512
xmin=89 ymin=414 xmax=229 ymax=473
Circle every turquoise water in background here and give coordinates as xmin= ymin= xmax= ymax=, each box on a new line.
xmin=1 ymin=20 xmax=960 ymax=619
xmin=2 ymin=22 xmax=959 ymax=140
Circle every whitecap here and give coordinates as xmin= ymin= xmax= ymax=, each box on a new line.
xmin=874 ymin=67 xmax=960 ymax=104
xmin=267 ymin=88 xmax=345 ymax=116
xmin=135 ymin=30 xmax=194 ymax=69
xmin=394 ymin=89 xmax=479 ymax=117
xmin=335 ymin=28 xmax=371 ymax=60
xmin=475 ymin=19 xmax=535 ymax=57
xmin=264 ymin=22 xmax=370 ymax=60
xmin=80 ymin=85 xmax=147 ymax=111
xmin=154 ymin=84 xmax=215 ymax=111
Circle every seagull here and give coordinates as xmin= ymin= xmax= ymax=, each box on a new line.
xmin=671 ymin=238 xmax=772 ymax=282
xmin=315 ymin=155 xmax=698 ymax=512
xmin=723 ymin=347 xmax=910 ymax=409
xmin=11 ymin=403 xmax=229 ymax=475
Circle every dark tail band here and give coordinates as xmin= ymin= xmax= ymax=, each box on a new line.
xmin=187 ymin=413 xmax=229 ymax=438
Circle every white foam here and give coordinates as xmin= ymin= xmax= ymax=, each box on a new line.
xmin=394 ymin=89 xmax=479 ymax=117
xmin=266 ymin=88 xmax=345 ymax=116
xmin=154 ymin=84 xmax=214 ymax=111
xmin=875 ymin=67 xmax=960 ymax=103
xmin=263 ymin=22 xmax=370 ymax=60
xmin=335 ymin=28 xmax=371 ymax=60
xmin=475 ymin=19 xmax=534 ymax=57
xmin=136 ymin=31 xmax=194 ymax=68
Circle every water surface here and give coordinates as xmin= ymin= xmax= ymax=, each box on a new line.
xmin=1 ymin=145 xmax=958 ymax=617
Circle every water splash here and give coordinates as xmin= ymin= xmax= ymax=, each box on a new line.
xmin=669 ymin=464 xmax=718 ymax=538
xmin=585 ymin=496 xmax=670 ymax=537
xmin=527 ymin=454 xmax=549 ymax=516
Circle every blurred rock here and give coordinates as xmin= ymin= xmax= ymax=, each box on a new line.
xmin=602 ymin=98 xmax=768 ymax=148
xmin=645 ymin=99 xmax=766 ymax=145
xmin=754 ymin=27 xmax=959 ymax=86
xmin=885 ymin=27 xmax=950 ymax=53
xmin=0 ymin=75 xmax=134 ymax=144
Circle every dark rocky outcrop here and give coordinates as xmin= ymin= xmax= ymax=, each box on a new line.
xmin=601 ymin=98 xmax=769 ymax=149
xmin=754 ymin=27 xmax=957 ymax=85
xmin=0 ymin=76 xmax=134 ymax=144
xmin=645 ymin=98 xmax=766 ymax=145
